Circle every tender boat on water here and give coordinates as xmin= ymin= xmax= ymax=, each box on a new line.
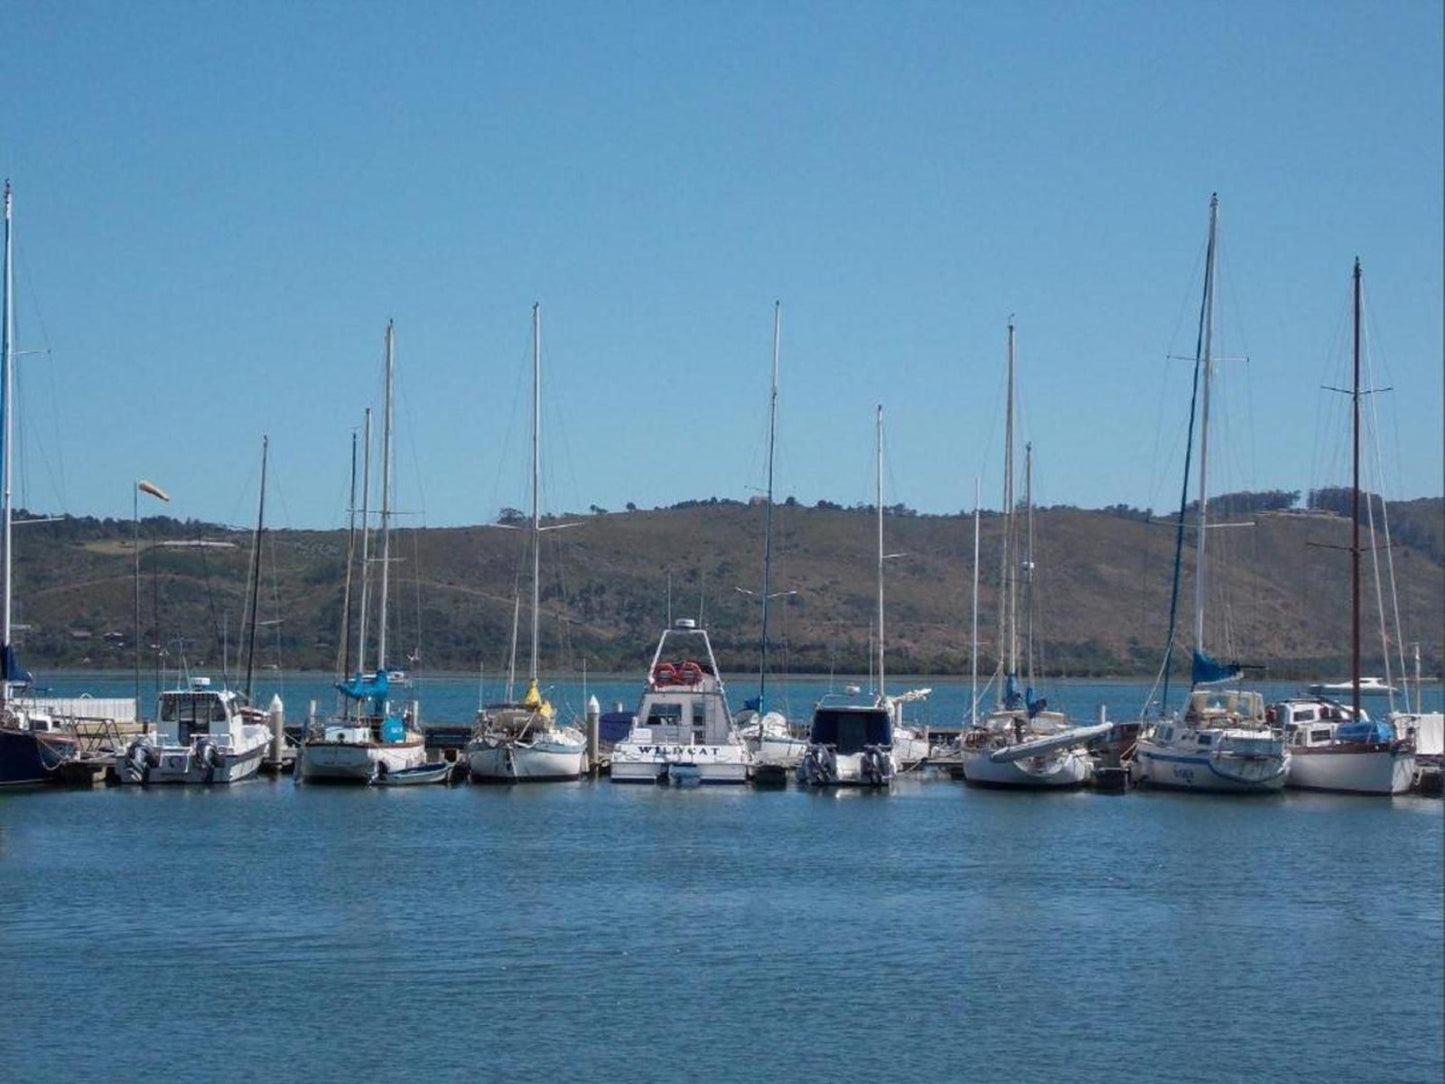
xmin=796 ymin=690 xmax=895 ymax=788
xmin=610 ymin=619 xmax=750 ymax=785
xmin=116 ymin=678 xmax=274 ymax=785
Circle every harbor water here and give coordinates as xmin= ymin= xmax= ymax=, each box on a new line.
xmin=1 ymin=673 xmax=1441 ymax=1083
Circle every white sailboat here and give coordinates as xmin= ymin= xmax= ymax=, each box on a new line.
xmin=797 ymin=406 xmax=910 ymax=787
xmin=610 ymin=619 xmax=751 ymax=784
xmin=466 ymin=304 xmax=586 ymax=783
xmin=302 ymin=322 xmax=426 ymax=782
xmin=1280 ymin=260 xmax=1414 ymax=795
xmin=959 ymin=328 xmax=1104 ymax=787
xmin=1131 ymin=195 xmax=1289 ymax=793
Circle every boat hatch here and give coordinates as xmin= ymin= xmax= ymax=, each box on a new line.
xmin=809 ymin=708 xmax=891 ymax=754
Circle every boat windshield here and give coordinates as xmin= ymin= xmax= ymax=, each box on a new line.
xmin=809 ymin=708 xmax=891 ymax=753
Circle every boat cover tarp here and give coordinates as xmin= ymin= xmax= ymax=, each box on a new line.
xmin=1 ymin=643 xmax=31 ymax=685
xmin=1003 ymin=674 xmax=1024 ymax=711
xmin=1025 ymin=686 xmax=1047 ymax=718
xmin=1192 ymin=649 xmax=1243 ymax=686
xmin=599 ymin=712 xmax=632 ymax=744
xmin=1336 ymin=718 xmax=1395 ymax=744
xmin=381 ymin=715 xmax=406 ymax=743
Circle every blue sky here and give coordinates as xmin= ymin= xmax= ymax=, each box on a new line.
xmin=1 ymin=1 xmax=1440 ymax=529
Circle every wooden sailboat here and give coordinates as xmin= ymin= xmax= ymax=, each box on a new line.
xmin=302 ymin=322 xmax=427 ymax=782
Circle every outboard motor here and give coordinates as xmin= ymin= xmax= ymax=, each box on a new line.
xmin=124 ymin=739 xmax=154 ymax=785
xmin=195 ymin=738 xmax=219 ymax=784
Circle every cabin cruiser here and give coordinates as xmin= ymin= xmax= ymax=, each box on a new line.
xmin=796 ymin=690 xmax=894 ymax=788
xmin=1273 ymin=696 xmax=1414 ymax=795
xmin=1131 ymin=689 xmax=1289 ymax=793
xmin=610 ymin=619 xmax=750 ymax=784
xmin=466 ymin=678 xmax=587 ymax=782
xmin=116 ymin=678 xmax=274 ymax=785
xmin=301 ymin=670 xmax=426 ymax=783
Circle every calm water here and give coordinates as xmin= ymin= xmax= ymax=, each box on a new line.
xmin=1 ymin=675 xmax=1441 ymax=1083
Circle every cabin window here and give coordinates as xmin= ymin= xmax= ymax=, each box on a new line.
xmin=160 ymin=698 xmax=177 ymax=722
xmin=1197 ymin=733 xmax=1213 ymax=746
xmin=1292 ymin=708 xmax=1315 ymax=723
xmin=1311 ymin=729 xmax=1332 ymax=743
xmin=212 ymin=700 xmax=229 ymax=722
xmin=692 ymin=703 xmax=706 ymax=725
xmin=647 ymin=703 xmax=682 ymax=728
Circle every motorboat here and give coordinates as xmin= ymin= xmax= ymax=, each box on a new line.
xmin=796 ymin=690 xmax=894 ymax=787
xmin=609 ymin=619 xmax=750 ymax=784
xmin=116 ymin=677 xmax=274 ymax=785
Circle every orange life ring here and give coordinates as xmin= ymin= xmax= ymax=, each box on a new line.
xmin=653 ymin=662 xmax=679 ymax=686
xmin=678 ymin=661 xmax=704 ymax=685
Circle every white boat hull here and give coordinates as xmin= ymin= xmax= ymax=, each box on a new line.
xmin=467 ymin=735 xmax=586 ymax=782
xmin=301 ymin=739 xmax=425 ymax=782
xmin=796 ymin=747 xmax=894 ymax=788
xmin=1133 ymin=739 xmax=1288 ymax=793
xmin=115 ymin=735 xmax=269 ymax=785
xmin=1286 ymin=746 xmax=1415 ymax=795
xmin=610 ymin=742 xmax=749 ymax=785
xmin=961 ymin=746 xmax=1092 ymax=788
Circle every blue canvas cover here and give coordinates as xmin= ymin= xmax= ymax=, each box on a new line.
xmin=1 ymin=643 xmax=31 ymax=685
xmin=1336 ymin=717 xmax=1394 ymax=744
xmin=599 ymin=712 xmax=633 ymax=744
xmin=381 ymin=715 xmax=406 ymax=743
xmin=1003 ymin=673 xmax=1024 ymax=710
xmin=1192 ymin=649 xmax=1243 ymax=686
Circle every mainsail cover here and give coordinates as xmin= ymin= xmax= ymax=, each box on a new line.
xmin=1 ymin=643 xmax=32 ymax=686
xmin=336 ymin=670 xmax=389 ymax=704
xmin=1191 ymin=649 xmax=1243 ymax=687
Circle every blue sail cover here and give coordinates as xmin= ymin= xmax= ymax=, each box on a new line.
xmin=1003 ymin=673 xmax=1024 ymax=710
xmin=1 ymin=643 xmax=31 ymax=685
xmin=1025 ymin=686 xmax=1048 ymax=718
xmin=336 ymin=670 xmax=389 ymax=712
xmin=1191 ymin=650 xmax=1243 ymax=686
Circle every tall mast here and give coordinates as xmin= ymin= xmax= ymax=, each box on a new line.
xmin=1192 ymin=194 xmax=1219 ymax=657
xmin=377 ymin=321 xmax=394 ymax=672
xmin=1024 ymin=441 xmax=1035 ymax=692
xmin=1351 ymin=258 xmax=1362 ymax=722
xmin=875 ymin=404 xmax=885 ymax=697
xmin=997 ymin=320 xmax=1018 ymax=698
xmin=529 ymin=303 xmax=541 ymax=684
xmin=243 ymin=436 xmax=268 ymax=702
xmin=1 ymin=182 xmax=13 ymax=682
xmin=355 ymin=408 xmax=373 ymax=678
xmin=758 ymin=301 xmax=780 ymax=714
xmin=970 ymin=477 xmax=981 ymax=726
xmin=337 ymin=429 xmax=359 ymax=682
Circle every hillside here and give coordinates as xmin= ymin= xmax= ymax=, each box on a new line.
xmin=8 ymin=498 xmax=1443 ymax=681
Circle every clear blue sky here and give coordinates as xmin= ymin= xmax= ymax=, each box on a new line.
xmin=1 ymin=1 xmax=1440 ymax=529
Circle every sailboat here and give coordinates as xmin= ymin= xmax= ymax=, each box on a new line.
xmin=0 ymin=184 xmax=80 ymax=786
xmin=466 ymin=304 xmax=587 ymax=783
xmin=115 ymin=438 xmax=277 ymax=785
xmin=733 ymin=302 xmax=806 ymax=773
xmin=1273 ymin=260 xmax=1414 ymax=795
xmin=958 ymin=327 xmax=1107 ymax=787
xmin=1130 ymin=196 xmax=1289 ymax=793
xmin=797 ymin=406 xmax=915 ymax=787
xmin=301 ymin=322 xmax=427 ymax=782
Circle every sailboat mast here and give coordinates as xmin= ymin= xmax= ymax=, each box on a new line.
xmin=1 ymin=183 xmax=13 ymax=675
xmin=999 ymin=321 xmax=1018 ymax=687
xmin=377 ymin=320 xmax=395 ymax=672
xmin=530 ymin=303 xmax=541 ymax=684
xmin=1192 ymin=195 xmax=1219 ymax=657
xmin=970 ymin=477 xmax=981 ymax=726
xmin=355 ymin=408 xmax=373 ymax=678
xmin=1024 ymin=441 xmax=1035 ymax=692
xmin=875 ymin=404 xmax=885 ymax=697
xmin=758 ymin=301 xmax=780 ymax=714
xmin=337 ymin=429 xmax=358 ymax=683
xmin=1351 ymin=258 xmax=1362 ymax=721
xmin=243 ymin=435 xmax=268 ymax=702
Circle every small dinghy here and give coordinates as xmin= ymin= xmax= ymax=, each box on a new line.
xmin=369 ymin=760 xmax=453 ymax=786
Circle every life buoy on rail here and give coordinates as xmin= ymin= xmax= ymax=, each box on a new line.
xmin=678 ymin=661 xmax=704 ymax=686
xmin=653 ymin=662 xmax=680 ymax=686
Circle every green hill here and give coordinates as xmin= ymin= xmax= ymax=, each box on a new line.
xmin=9 ymin=497 xmax=1442 ymax=681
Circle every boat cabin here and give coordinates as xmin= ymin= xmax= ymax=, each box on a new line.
xmin=156 ymin=678 xmax=246 ymax=746
xmin=808 ymin=696 xmax=892 ymax=754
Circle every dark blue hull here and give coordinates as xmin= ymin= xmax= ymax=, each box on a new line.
xmin=0 ymin=726 xmax=76 ymax=787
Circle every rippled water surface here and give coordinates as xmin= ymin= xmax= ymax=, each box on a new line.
xmin=2 ymin=676 xmax=1441 ymax=1082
